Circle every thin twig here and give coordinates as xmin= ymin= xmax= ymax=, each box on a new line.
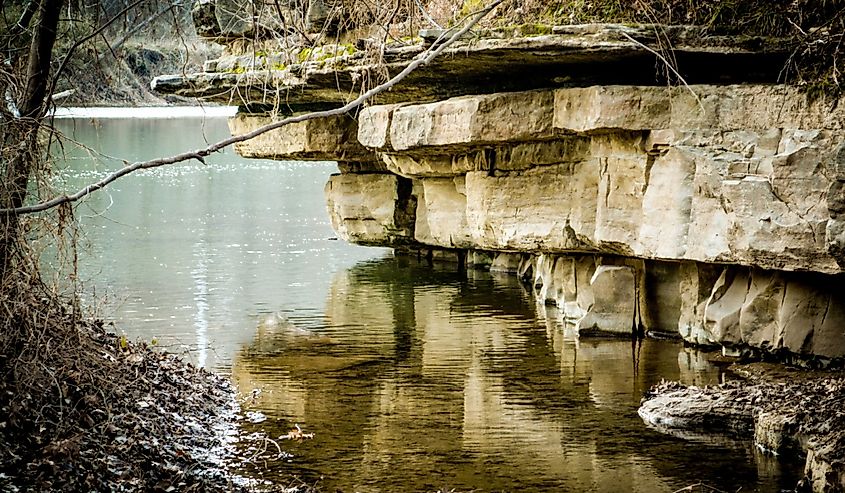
xmin=618 ymin=30 xmax=705 ymax=114
xmin=671 ymin=482 xmax=730 ymax=493
xmin=416 ymin=0 xmax=442 ymax=29
xmin=5 ymin=0 xmax=506 ymax=215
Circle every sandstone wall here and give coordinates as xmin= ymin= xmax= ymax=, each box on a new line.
xmin=227 ymin=84 xmax=845 ymax=361
xmin=524 ymin=253 xmax=845 ymax=359
xmin=343 ymin=85 xmax=845 ymax=273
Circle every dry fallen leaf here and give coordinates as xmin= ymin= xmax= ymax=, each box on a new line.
xmin=280 ymin=423 xmax=315 ymax=441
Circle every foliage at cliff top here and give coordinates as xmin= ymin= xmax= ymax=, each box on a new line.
xmin=279 ymin=0 xmax=844 ymax=96
xmin=490 ymin=0 xmax=840 ymax=36
xmin=486 ymin=0 xmax=843 ymax=96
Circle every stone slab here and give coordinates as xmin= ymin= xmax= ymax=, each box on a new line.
xmin=153 ymin=24 xmax=794 ymax=106
xmin=554 ymin=85 xmax=845 ymax=132
xmin=229 ymin=113 xmax=373 ymax=161
xmin=388 ymin=91 xmax=555 ymax=151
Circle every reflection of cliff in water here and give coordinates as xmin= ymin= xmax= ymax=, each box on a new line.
xmin=231 ymin=256 xmax=800 ymax=492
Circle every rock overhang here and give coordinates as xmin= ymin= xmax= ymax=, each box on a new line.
xmin=152 ymin=24 xmax=794 ymax=109
xmin=152 ymin=16 xmax=845 ymax=364
xmin=227 ymin=84 xmax=845 ymax=275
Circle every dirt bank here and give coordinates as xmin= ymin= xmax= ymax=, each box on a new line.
xmin=639 ymin=364 xmax=845 ymax=492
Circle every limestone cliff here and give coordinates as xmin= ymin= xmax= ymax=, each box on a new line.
xmin=153 ymin=15 xmax=845 ymax=364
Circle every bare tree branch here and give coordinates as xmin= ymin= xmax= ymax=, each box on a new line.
xmin=415 ymin=0 xmax=441 ymax=29
xmin=617 ymin=30 xmax=704 ymax=113
xmin=6 ymin=0 xmax=506 ymax=215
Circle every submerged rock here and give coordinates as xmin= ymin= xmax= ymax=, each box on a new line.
xmin=639 ymin=367 xmax=845 ymax=492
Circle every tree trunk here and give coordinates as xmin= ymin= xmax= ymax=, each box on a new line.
xmin=0 ymin=0 xmax=64 ymax=279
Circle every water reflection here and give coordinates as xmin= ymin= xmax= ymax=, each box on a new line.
xmin=192 ymin=240 xmax=210 ymax=368
xmin=233 ymin=257 xmax=801 ymax=492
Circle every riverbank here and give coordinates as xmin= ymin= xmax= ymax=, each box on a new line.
xmin=639 ymin=363 xmax=845 ymax=491
xmin=0 ymin=316 xmax=246 ymax=491
xmin=57 ymin=41 xmax=218 ymax=107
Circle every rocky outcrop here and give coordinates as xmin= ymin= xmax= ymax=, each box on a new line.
xmin=514 ymin=254 xmax=845 ymax=359
xmin=229 ymin=113 xmax=372 ymax=161
xmin=215 ymin=82 xmax=845 ymax=359
xmin=191 ymin=0 xmax=285 ymax=40
xmin=324 ymin=173 xmax=415 ymax=246
xmin=347 ymin=86 xmax=845 ymax=273
xmin=152 ymin=24 xmax=792 ymax=108
xmin=155 ymin=21 xmax=845 ymax=360
xmin=639 ymin=372 xmax=845 ymax=492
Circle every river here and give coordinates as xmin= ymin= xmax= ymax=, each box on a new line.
xmin=53 ymin=109 xmax=801 ymax=492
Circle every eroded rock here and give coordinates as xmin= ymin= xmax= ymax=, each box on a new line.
xmin=350 ymin=87 xmax=845 ymax=274
xmin=324 ymin=173 xmax=415 ymax=246
xmin=691 ymin=267 xmax=845 ymax=359
xmin=230 ymin=113 xmax=373 ymax=161
xmin=520 ymin=254 xmax=845 ymax=357
xmin=414 ymin=177 xmax=473 ymax=249
xmin=576 ymin=265 xmax=636 ymax=336
xmin=639 ymin=371 xmax=845 ymax=492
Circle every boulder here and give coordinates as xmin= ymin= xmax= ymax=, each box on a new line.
xmin=640 ymin=375 xmax=845 ymax=493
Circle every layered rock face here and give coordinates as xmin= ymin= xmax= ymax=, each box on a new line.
xmin=349 ymin=86 xmax=845 ymax=272
xmin=154 ymin=22 xmax=845 ymax=362
xmin=223 ymin=85 xmax=845 ymax=360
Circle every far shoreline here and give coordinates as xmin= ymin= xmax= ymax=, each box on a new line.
xmin=52 ymin=105 xmax=238 ymax=119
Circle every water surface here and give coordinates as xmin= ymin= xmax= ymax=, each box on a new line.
xmin=54 ymin=109 xmax=381 ymax=368
xmin=54 ymin=110 xmax=801 ymax=492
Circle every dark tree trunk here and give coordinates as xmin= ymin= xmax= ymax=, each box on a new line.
xmin=1 ymin=0 xmax=64 ymax=279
